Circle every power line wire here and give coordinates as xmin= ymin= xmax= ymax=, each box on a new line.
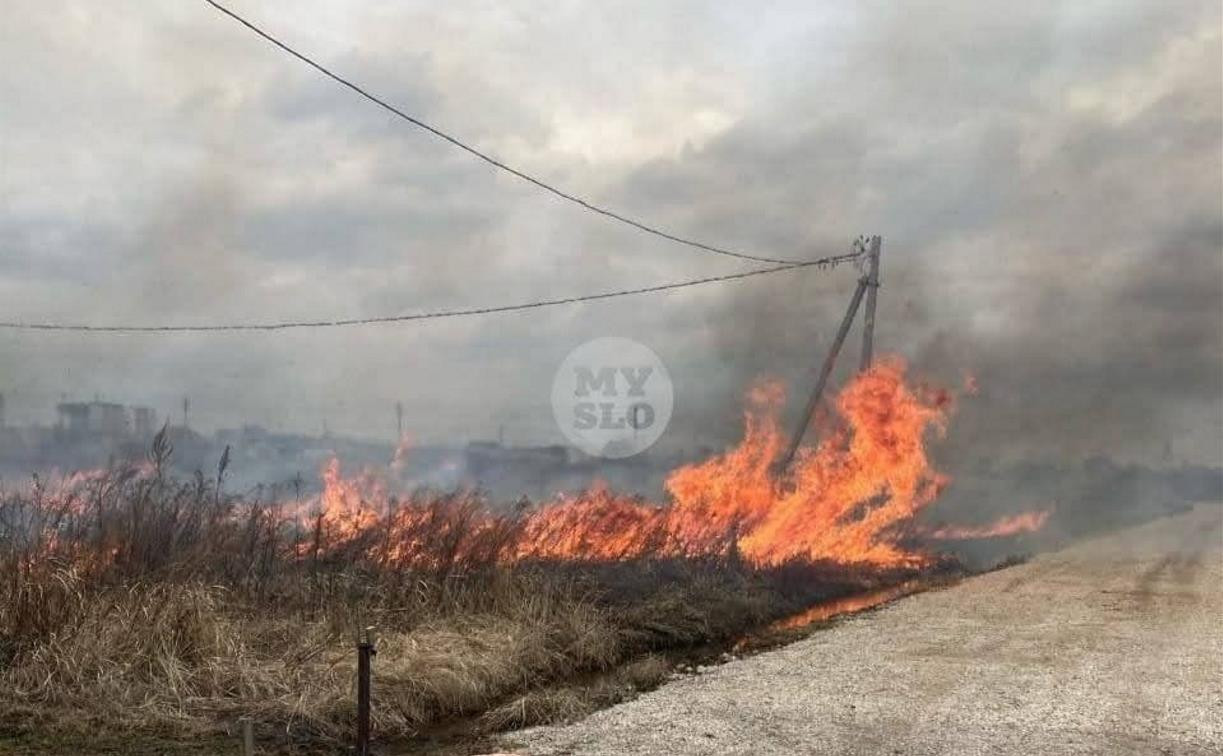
xmin=0 ymin=252 xmax=862 ymax=334
xmin=202 ymin=0 xmax=810 ymax=266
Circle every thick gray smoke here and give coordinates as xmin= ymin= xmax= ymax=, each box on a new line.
xmin=0 ymin=0 xmax=1218 ymax=539
xmin=635 ymin=1 xmax=1223 ymax=472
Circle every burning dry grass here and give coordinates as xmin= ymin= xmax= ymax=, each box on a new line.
xmin=0 ymin=360 xmax=1007 ymax=750
xmin=0 ymin=462 xmax=897 ymax=751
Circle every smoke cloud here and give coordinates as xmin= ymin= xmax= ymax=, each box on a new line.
xmin=0 ymin=0 xmax=1218 ymax=477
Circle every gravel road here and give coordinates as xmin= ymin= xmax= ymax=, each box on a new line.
xmin=504 ymin=504 xmax=1223 ymax=755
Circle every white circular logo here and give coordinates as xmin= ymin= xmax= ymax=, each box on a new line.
xmin=551 ymin=337 xmax=673 ymax=459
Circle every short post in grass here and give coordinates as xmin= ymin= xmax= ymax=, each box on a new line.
xmin=239 ymin=716 xmax=254 ymax=755
xmin=356 ymin=626 xmax=377 ymax=755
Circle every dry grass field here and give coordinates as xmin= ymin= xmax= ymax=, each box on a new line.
xmin=0 ymin=445 xmax=919 ymax=754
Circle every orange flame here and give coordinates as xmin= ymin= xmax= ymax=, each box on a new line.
xmin=515 ymin=357 xmax=953 ymax=568
xmin=19 ymin=355 xmax=1041 ymax=576
xmin=765 ymin=580 xmax=924 ymax=633
xmin=924 ymin=509 xmax=1052 ymax=540
xmin=962 ymin=371 xmax=980 ymax=396
xmin=300 ymin=358 xmax=954 ymax=569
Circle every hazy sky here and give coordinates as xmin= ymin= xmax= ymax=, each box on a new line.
xmin=1 ymin=1 xmax=1219 ymax=463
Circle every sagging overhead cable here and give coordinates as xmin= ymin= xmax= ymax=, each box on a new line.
xmin=202 ymin=0 xmax=818 ymax=266
xmin=0 ymin=252 xmax=864 ymax=334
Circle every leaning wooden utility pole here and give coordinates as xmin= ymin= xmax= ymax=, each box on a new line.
xmin=777 ymin=236 xmax=882 ymax=473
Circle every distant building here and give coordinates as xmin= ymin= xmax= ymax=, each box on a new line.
xmin=132 ymin=407 xmax=157 ymax=437
xmin=57 ymin=401 xmax=129 ymax=436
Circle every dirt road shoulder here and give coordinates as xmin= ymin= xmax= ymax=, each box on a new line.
xmin=505 ymin=505 xmax=1223 ymax=755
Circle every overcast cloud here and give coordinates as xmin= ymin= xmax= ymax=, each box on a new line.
xmin=0 ymin=1 xmax=1219 ymax=465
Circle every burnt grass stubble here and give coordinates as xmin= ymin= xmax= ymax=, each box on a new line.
xmin=0 ymin=440 xmax=964 ymax=753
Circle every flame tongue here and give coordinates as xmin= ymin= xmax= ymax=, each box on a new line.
xmin=15 ymin=357 xmax=1054 ymax=578
xmin=298 ymin=356 xmax=1047 ymax=570
xmin=517 ymin=358 xmax=952 ymax=568
xmin=924 ymin=510 xmax=1052 ymax=540
xmin=737 ymin=360 xmax=951 ymax=566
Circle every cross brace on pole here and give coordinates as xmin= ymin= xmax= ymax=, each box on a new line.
xmin=859 ymin=235 xmax=882 ymax=371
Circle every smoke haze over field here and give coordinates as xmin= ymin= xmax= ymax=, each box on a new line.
xmin=0 ymin=1 xmax=1219 ymax=465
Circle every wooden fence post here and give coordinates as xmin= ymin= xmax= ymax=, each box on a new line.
xmin=240 ymin=717 xmax=254 ymax=756
xmin=356 ymin=627 xmax=376 ymax=755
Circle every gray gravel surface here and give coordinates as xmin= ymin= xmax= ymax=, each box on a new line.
xmin=503 ymin=504 xmax=1223 ymax=755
